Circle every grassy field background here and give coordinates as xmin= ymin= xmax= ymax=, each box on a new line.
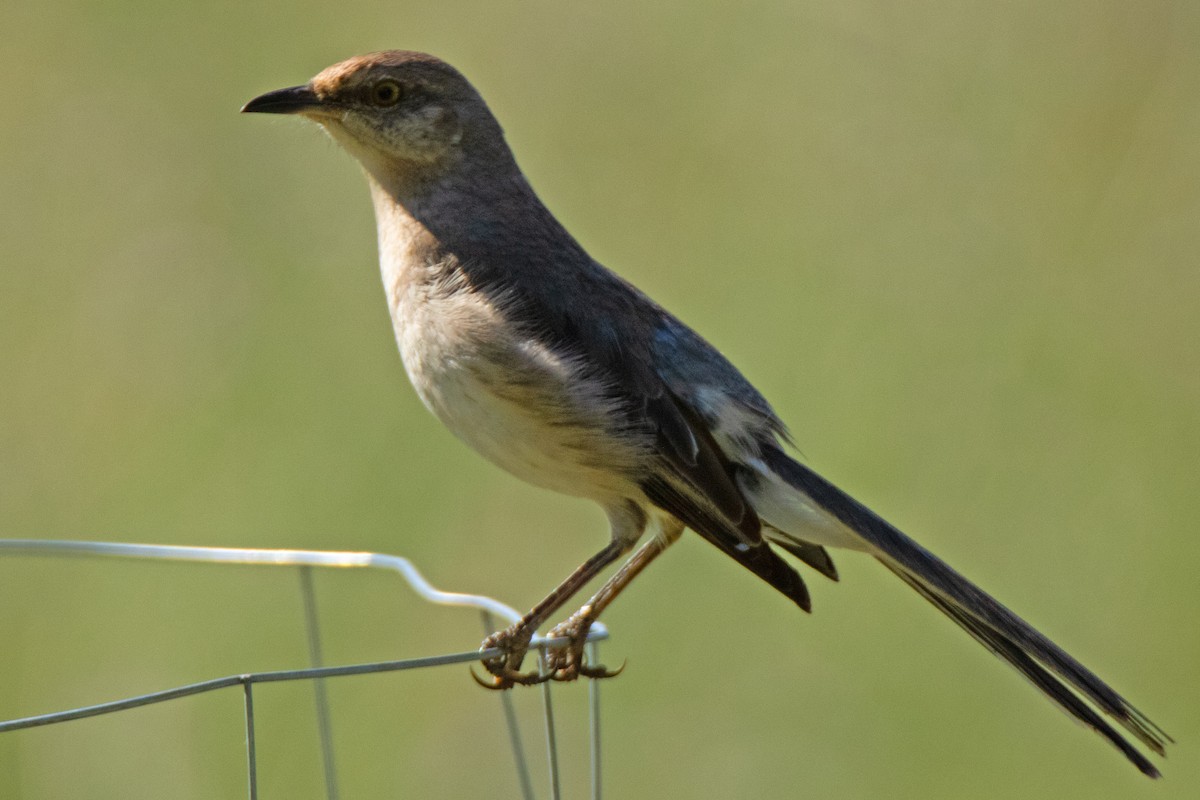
xmin=2 ymin=1 xmax=1197 ymax=797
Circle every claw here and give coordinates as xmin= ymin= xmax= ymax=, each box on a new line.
xmin=578 ymin=658 xmax=626 ymax=680
xmin=550 ymin=657 xmax=625 ymax=682
xmin=476 ymin=622 xmax=543 ymax=689
xmin=470 ymin=665 xmax=506 ymax=690
xmin=536 ymin=613 xmax=628 ymax=683
xmin=470 ymin=664 xmax=552 ymax=690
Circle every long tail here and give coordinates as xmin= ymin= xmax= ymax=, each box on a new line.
xmin=760 ymin=446 xmax=1171 ymax=777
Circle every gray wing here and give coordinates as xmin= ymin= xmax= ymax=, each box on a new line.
xmin=500 ymin=259 xmax=818 ymax=609
xmin=651 ymin=315 xmax=790 ymax=450
xmin=636 ymin=312 xmax=822 ymax=608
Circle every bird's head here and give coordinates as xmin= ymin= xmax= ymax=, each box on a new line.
xmin=242 ymin=51 xmax=502 ymax=184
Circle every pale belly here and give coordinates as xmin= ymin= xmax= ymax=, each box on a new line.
xmin=390 ymin=284 xmax=645 ymax=504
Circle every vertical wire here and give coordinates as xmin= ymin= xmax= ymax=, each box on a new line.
xmin=243 ymin=681 xmax=258 ymax=800
xmin=482 ymin=611 xmax=536 ymax=800
xmin=538 ymin=648 xmax=561 ymax=800
xmin=299 ymin=566 xmax=339 ymax=800
xmin=586 ymin=640 xmax=602 ymax=800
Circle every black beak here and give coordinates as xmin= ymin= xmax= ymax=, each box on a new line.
xmin=241 ymin=85 xmax=320 ymax=115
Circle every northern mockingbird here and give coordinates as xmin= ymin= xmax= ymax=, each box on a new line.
xmin=243 ymin=50 xmax=1169 ymax=776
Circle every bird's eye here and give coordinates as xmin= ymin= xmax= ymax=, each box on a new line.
xmin=370 ymin=80 xmax=404 ymax=107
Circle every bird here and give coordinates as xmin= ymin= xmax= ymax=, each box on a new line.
xmin=242 ymin=50 xmax=1170 ymax=776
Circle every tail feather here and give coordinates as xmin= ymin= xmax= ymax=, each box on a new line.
xmin=713 ymin=535 xmax=813 ymax=613
xmin=887 ymin=562 xmax=1161 ymax=777
xmin=761 ymin=446 xmax=1170 ymax=773
xmin=766 ymin=527 xmax=839 ymax=581
xmin=641 ymin=472 xmax=813 ymax=612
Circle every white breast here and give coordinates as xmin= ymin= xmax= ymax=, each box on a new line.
xmin=382 ymin=261 xmax=645 ymax=505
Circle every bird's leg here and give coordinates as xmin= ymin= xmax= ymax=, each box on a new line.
xmin=477 ymin=538 xmax=631 ymax=689
xmin=545 ymin=519 xmax=684 ymax=681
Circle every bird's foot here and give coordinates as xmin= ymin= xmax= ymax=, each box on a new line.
xmin=542 ymin=612 xmax=625 ymax=682
xmin=474 ymin=624 xmax=549 ymax=690
xmin=473 ymin=614 xmax=624 ymax=688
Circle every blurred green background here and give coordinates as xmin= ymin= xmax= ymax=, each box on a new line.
xmin=2 ymin=1 xmax=1197 ymax=797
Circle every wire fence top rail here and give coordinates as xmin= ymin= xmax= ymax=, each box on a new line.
xmin=1 ymin=538 xmax=599 ymax=630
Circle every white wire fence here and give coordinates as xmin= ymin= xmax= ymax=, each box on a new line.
xmin=0 ymin=539 xmax=609 ymax=800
